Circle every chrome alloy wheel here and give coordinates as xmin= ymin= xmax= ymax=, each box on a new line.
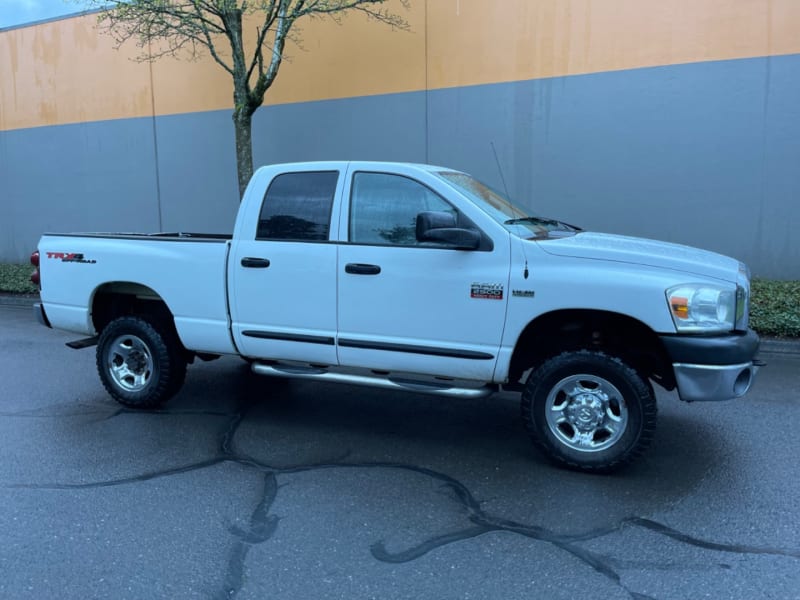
xmin=106 ymin=334 xmax=154 ymax=392
xmin=545 ymin=374 xmax=628 ymax=452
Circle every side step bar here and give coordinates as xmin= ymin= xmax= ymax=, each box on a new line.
xmin=66 ymin=336 xmax=99 ymax=350
xmin=251 ymin=363 xmax=497 ymax=399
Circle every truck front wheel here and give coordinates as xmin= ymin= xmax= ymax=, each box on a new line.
xmin=96 ymin=316 xmax=187 ymax=409
xmin=521 ymin=351 xmax=657 ymax=473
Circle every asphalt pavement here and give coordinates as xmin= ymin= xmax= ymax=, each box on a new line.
xmin=1 ymin=303 xmax=799 ymax=600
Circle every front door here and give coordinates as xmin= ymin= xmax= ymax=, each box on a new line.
xmin=336 ymin=169 xmax=510 ymax=381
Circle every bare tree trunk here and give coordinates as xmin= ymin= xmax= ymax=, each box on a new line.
xmin=233 ymin=111 xmax=253 ymax=200
xmin=227 ymin=4 xmax=253 ymax=201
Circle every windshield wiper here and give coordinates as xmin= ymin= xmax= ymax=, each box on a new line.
xmin=504 ymin=216 xmax=581 ymax=231
xmin=504 ymin=216 xmax=557 ymax=226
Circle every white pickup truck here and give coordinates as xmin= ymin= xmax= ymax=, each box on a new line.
xmin=32 ymin=161 xmax=761 ymax=472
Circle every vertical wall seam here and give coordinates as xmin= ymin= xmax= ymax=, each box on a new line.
xmin=755 ymin=1 xmax=774 ymax=262
xmin=424 ymin=0 xmax=429 ymax=164
xmin=148 ymin=40 xmax=164 ymax=232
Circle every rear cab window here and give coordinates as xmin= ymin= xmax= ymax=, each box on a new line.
xmin=257 ymin=171 xmax=339 ymax=241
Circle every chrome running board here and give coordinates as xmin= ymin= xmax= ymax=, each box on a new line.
xmin=251 ymin=363 xmax=496 ymax=399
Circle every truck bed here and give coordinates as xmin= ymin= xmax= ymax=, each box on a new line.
xmin=38 ymin=233 xmax=235 ymax=355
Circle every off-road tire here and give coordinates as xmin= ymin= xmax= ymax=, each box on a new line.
xmin=96 ymin=316 xmax=187 ymax=409
xmin=521 ymin=350 xmax=657 ymax=473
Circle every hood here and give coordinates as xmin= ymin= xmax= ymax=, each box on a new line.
xmin=536 ymin=232 xmax=740 ymax=282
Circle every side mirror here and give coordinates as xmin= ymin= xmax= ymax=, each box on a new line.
xmin=415 ymin=211 xmax=481 ymax=250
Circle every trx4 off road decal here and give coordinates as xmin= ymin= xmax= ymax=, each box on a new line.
xmin=46 ymin=252 xmax=97 ymax=264
xmin=471 ymin=282 xmax=503 ymax=300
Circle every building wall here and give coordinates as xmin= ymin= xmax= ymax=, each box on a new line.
xmin=1 ymin=0 xmax=799 ymax=278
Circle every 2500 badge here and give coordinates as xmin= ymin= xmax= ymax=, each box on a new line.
xmin=471 ymin=282 xmax=503 ymax=300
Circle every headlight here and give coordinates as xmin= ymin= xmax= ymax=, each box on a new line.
xmin=666 ymin=284 xmax=737 ymax=333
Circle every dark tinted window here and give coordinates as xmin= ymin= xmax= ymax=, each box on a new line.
xmin=257 ymin=171 xmax=338 ymax=241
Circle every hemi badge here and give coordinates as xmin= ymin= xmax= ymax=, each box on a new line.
xmin=512 ymin=290 xmax=535 ymax=298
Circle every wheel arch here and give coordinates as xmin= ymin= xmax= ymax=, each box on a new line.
xmin=506 ymin=309 xmax=675 ymax=391
xmin=90 ymin=282 xmax=178 ymax=340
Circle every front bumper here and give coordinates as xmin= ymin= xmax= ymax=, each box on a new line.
xmin=660 ymin=330 xmax=761 ymax=402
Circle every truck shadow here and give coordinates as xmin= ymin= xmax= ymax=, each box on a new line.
xmin=176 ymin=360 xmax=730 ymax=528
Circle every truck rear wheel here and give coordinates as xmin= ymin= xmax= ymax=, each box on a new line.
xmin=96 ymin=316 xmax=186 ymax=409
xmin=521 ymin=350 xmax=657 ymax=473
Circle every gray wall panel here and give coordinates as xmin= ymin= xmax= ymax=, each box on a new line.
xmin=252 ymin=92 xmax=427 ymax=165
xmin=2 ymin=56 xmax=798 ymax=278
xmin=0 ymin=118 xmax=160 ymax=260
xmin=154 ymin=111 xmax=240 ymax=234
xmin=759 ymin=55 xmax=800 ymax=280
xmin=427 ymin=55 xmax=800 ymax=278
xmin=146 ymin=92 xmax=427 ymax=237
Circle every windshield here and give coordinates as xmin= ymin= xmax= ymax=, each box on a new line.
xmin=435 ymin=171 xmax=579 ymax=239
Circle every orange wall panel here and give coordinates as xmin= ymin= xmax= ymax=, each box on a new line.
xmin=0 ymin=14 xmax=154 ymax=130
xmin=2 ymin=0 xmax=800 ymax=131
xmin=425 ymin=0 xmax=800 ymax=89
xmin=150 ymin=0 xmax=425 ymax=116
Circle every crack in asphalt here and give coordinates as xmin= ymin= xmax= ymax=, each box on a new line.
xmin=0 ymin=405 xmax=234 ymax=421
xmin=628 ymin=517 xmax=800 ymax=559
xmin=100 ymin=407 xmax=235 ymax=422
xmin=217 ymin=473 xmax=280 ymax=600
xmin=6 ymin=403 xmax=800 ymax=600
xmin=0 ymin=404 xmax=112 ymax=418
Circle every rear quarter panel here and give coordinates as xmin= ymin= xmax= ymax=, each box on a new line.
xmin=38 ymin=235 xmax=235 ymax=354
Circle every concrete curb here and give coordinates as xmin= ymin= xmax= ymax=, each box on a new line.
xmin=0 ymin=294 xmax=39 ymax=308
xmin=758 ymin=338 xmax=800 ymax=356
xmin=2 ymin=293 xmax=798 ymax=355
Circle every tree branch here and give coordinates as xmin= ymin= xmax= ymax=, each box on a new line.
xmin=249 ymin=1 xmax=290 ymax=108
xmin=246 ymin=1 xmax=280 ymax=82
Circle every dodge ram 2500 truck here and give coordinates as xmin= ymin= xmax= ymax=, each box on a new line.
xmin=31 ymin=161 xmax=761 ymax=472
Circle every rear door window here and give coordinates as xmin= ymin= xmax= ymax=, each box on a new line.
xmin=256 ymin=171 xmax=339 ymax=241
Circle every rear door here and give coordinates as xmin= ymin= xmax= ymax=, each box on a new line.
xmin=229 ymin=167 xmax=343 ymax=364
